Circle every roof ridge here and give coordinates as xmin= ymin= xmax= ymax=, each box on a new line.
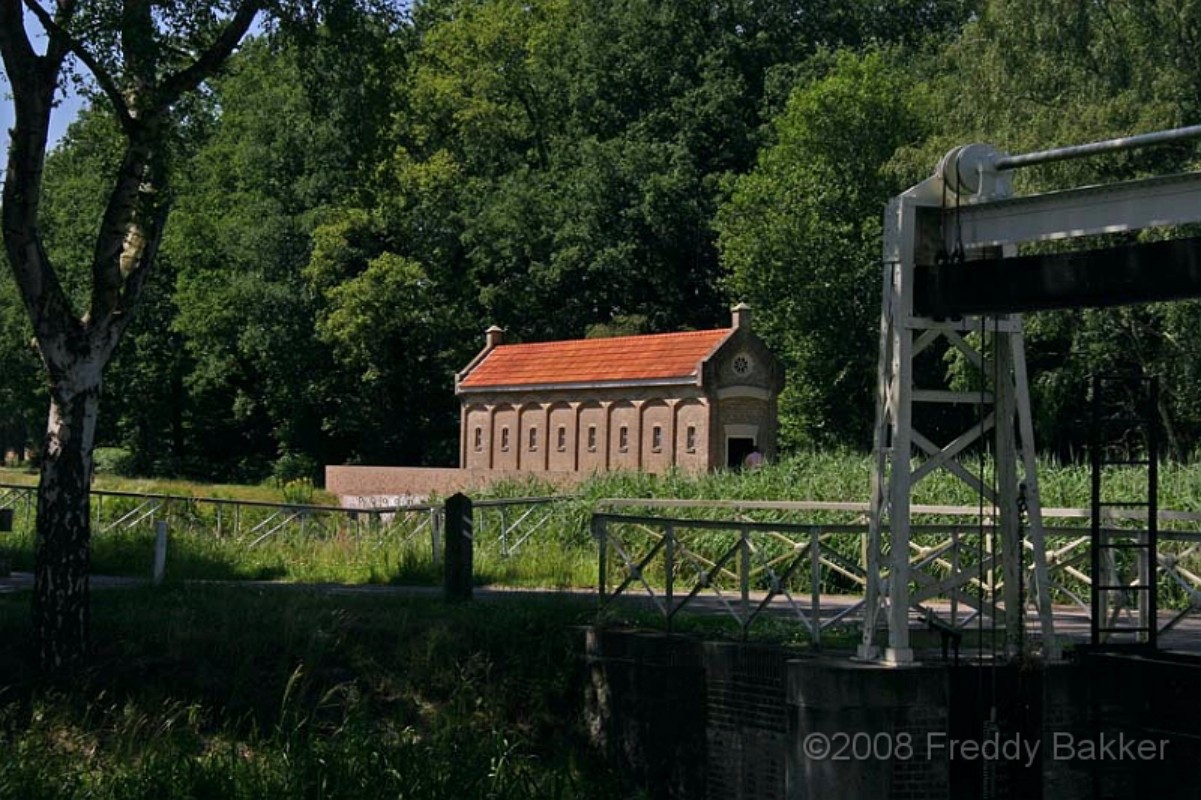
xmin=493 ymin=327 xmax=730 ymax=349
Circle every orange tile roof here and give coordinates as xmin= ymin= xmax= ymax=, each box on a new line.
xmin=458 ymin=328 xmax=732 ymax=389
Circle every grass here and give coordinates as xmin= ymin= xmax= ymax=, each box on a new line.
xmin=2 ymin=450 xmax=1199 ymax=602
xmin=1 ymin=447 xmax=1189 ymax=517
xmin=0 ymin=586 xmax=634 ymax=800
xmin=466 ymin=451 xmax=1201 ymax=613
xmin=0 ymin=466 xmax=340 ymax=506
xmin=0 ymin=453 xmax=1194 ymax=796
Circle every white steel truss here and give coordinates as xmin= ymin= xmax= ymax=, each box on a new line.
xmin=861 ymin=133 xmax=1201 ymax=664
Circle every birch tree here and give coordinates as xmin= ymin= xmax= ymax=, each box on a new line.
xmin=0 ymin=0 xmax=258 ymax=668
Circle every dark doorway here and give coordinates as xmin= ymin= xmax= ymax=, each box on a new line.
xmin=727 ymin=437 xmax=755 ymax=469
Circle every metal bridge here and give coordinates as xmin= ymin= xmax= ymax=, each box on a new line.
xmin=592 ymin=498 xmax=1201 ymax=655
xmin=865 ymin=124 xmax=1201 ymax=663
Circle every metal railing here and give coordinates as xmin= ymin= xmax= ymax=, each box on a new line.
xmin=471 ymin=495 xmax=580 ymax=557
xmin=591 ymin=500 xmax=1201 ymax=646
xmin=0 ymin=483 xmax=577 ymax=579
xmin=6 ymin=479 xmax=1200 ymax=641
xmin=594 ymin=512 xmax=865 ymax=647
xmin=0 ymin=482 xmax=441 ymax=541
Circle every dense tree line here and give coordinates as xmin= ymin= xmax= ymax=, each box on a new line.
xmin=7 ymin=0 xmax=1201 ymax=484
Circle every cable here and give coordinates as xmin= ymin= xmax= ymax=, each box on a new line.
xmin=977 ymin=312 xmax=993 ymax=800
xmin=977 ymin=313 xmax=987 ymax=667
xmin=990 ymin=312 xmax=1000 ymax=680
xmin=949 ymin=153 xmax=997 ymax=798
xmin=1018 ymin=480 xmax=1028 ymax=655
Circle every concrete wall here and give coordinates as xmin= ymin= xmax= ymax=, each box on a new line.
xmin=583 ymin=629 xmax=1201 ymax=800
xmin=325 ymin=465 xmax=581 ymax=502
xmin=586 ymin=629 xmax=789 ymax=800
xmin=788 ymin=660 xmax=950 ymax=799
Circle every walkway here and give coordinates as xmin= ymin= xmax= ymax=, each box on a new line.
xmin=4 ymin=570 xmax=1200 ymax=658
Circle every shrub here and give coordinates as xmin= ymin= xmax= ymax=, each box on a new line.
xmin=92 ymin=447 xmax=136 ymax=477
xmin=272 ymin=452 xmax=318 ymax=485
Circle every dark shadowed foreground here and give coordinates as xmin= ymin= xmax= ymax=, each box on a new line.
xmin=0 ymin=586 xmax=634 ymax=799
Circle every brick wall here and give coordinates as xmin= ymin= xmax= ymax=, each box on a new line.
xmin=324 ymin=465 xmax=581 ymax=502
xmin=585 ymin=629 xmax=793 ymax=800
xmin=703 ymin=641 xmax=789 ymax=800
xmin=584 ymin=630 xmax=709 ymax=799
xmin=461 ymin=389 xmax=715 ymax=476
xmin=583 ymin=631 xmax=1201 ymax=800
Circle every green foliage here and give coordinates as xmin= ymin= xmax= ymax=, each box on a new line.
xmin=0 ymin=278 xmax=44 ymax=456
xmin=280 ymin=478 xmax=317 ymax=505
xmin=0 ymin=587 xmax=627 ymax=799
xmin=305 ymin=210 xmax=467 ymax=465
xmin=718 ymin=49 xmax=932 ymax=449
xmin=160 ymin=39 xmax=345 ymax=480
xmin=92 ymin=448 xmax=136 ymax=477
xmin=16 ymin=0 xmax=1201 ymax=482
xmin=272 ymin=451 xmax=319 ymax=484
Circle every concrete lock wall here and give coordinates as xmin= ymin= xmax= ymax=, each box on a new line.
xmin=582 ymin=629 xmax=1201 ymax=800
xmin=788 ymin=660 xmax=949 ymax=799
xmin=584 ymin=629 xmax=787 ymax=800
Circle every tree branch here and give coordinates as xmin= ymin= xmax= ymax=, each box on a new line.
xmin=42 ymin=0 xmax=80 ymax=70
xmin=88 ymin=2 xmax=259 ymax=330
xmin=87 ymin=130 xmax=155 ymax=327
xmin=1 ymin=0 xmax=84 ymax=362
xmin=20 ymin=0 xmax=135 ymax=130
xmin=0 ymin=0 xmax=39 ymax=71
xmin=158 ymin=0 xmax=261 ymax=105
xmin=120 ymin=0 xmax=155 ymax=112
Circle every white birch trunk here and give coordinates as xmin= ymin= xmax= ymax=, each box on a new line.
xmin=31 ymin=374 xmax=102 ymax=668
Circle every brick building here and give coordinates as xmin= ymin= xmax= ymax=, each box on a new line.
xmin=455 ymin=304 xmax=783 ymax=475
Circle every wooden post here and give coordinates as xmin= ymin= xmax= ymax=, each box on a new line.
xmin=443 ymin=493 xmax=473 ymax=602
xmin=594 ymin=514 xmax=607 ymax=608
xmin=810 ymin=527 xmax=821 ymax=649
xmin=0 ymin=509 xmax=11 ymax=576
xmin=430 ymin=507 xmax=443 ymax=566
xmin=153 ymin=520 xmax=168 ymax=585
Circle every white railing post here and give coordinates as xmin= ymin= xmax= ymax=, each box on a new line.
xmin=153 ymin=520 xmax=168 ymax=585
